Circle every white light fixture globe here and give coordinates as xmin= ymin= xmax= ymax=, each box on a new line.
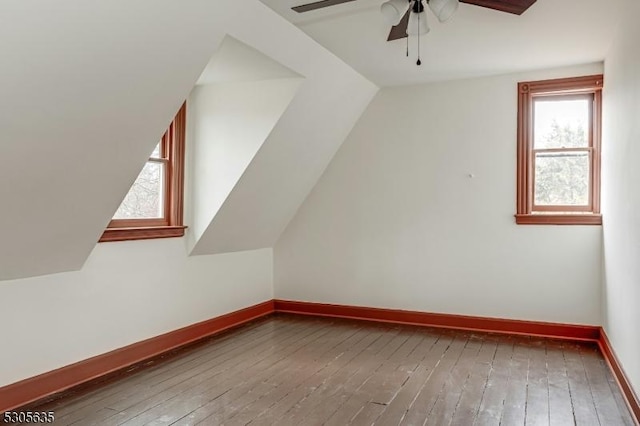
xmin=381 ymin=0 xmax=410 ymax=26
xmin=428 ymin=0 xmax=459 ymax=22
xmin=407 ymin=8 xmax=429 ymax=35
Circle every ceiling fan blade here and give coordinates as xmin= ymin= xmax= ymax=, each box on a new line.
xmin=387 ymin=9 xmax=411 ymax=41
xmin=459 ymin=0 xmax=536 ymax=15
xmin=292 ymin=0 xmax=357 ymax=13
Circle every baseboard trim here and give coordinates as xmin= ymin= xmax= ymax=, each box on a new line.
xmin=598 ymin=329 xmax=640 ymax=425
xmin=0 ymin=300 xmax=274 ymax=413
xmin=273 ymin=300 xmax=600 ymax=341
xmin=274 ymin=300 xmax=640 ymax=423
xmin=4 ymin=298 xmax=637 ymax=423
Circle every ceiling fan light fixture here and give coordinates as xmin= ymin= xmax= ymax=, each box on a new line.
xmin=406 ymin=7 xmax=429 ymax=35
xmin=427 ymin=0 xmax=459 ymax=23
xmin=381 ymin=0 xmax=410 ymax=26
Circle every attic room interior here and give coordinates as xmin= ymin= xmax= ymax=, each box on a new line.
xmin=1 ymin=0 xmax=639 ymax=424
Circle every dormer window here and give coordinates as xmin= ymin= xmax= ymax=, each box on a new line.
xmin=100 ymin=103 xmax=186 ymax=242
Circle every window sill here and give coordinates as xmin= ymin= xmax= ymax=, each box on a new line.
xmin=99 ymin=226 xmax=187 ymax=243
xmin=515 ymin=214 xmax=602 ymax=225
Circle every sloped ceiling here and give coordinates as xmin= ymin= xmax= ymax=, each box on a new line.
xmin=197 ymin=36 xmax=302 ymax=84
xmin=188 ymin=13 xmax=378 ymax=256
xmin=186 ymin=37 xmax=304 ymax=248
xmin=0 ymin=0 xmax=377 ymax=280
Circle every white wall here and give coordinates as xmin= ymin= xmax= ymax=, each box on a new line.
xmin=0 ymin=241 xmax=272 ymax=387
xmin=0 ymin=0 xmax=377 ymax=281
xmin=189 ymin=14 xmax=379 ymax=257
xmin=0 ymin=0 xmax=376 ymax=388
xmin=187 ymin=78 xmax=302 ymax=248
xmin=275 ymin=63 xmax=604 ymax=325
xmin=0 ymin=0 xmax=235 ymax=281
xmin=602 ymin=0 xmax=640 ymax=397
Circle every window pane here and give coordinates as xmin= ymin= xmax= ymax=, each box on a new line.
xmin=113 ymin=162 xmax=165 ymax=219
xmin=534 ymin=98 xmax=590 ymax=149
xmin=534 ymin=151 xmax=589 ymax=206
xmin=150 ymin=142 xmax=161 ymax=159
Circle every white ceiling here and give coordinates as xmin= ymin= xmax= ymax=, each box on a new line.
xmin=189 ymin=4 xmax=377 ymax=256
xmin=260 ymin=0 xmax=626 ymax=86
xmin=196 ymin=36 xmax=301 ymax=85
xmin=0 ymin=0 xmax=230 ymax=280
xmin=0 ymin=0 xmax=377 ymax=280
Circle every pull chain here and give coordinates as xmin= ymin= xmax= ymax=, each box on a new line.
xmin=406 ymin=33 xmax=409 ymax=57
xmin=406 ymin=8 xmax=409 ymax=58
xmin=416 ymin=4 xmax=421 ymax=65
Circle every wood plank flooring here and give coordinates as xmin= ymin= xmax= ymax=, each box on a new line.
xmin=27 ymin=314 xmax=635 ymax=425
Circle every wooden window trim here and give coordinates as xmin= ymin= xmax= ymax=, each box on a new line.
xmin=515 ymin=75 xmax=603 ymax=225
xmin=100 ymin=103 xmax=187 ymax=242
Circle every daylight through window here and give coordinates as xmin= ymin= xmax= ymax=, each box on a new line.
xmin=516 ymin=75 xmax=602 ymax=225
xmin=113 ymin=143 xmax=166 ymax=220
xmin=100 ymin=103 xmax=186 ymax=242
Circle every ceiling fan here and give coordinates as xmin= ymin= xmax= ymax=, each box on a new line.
xmin=292 ymin=0 xmax=537 ymax=42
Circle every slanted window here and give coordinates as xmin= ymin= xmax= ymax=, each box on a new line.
xmin=515 ymin=75 xmax=603 ymax=225
xmin=100 ymin=103 xmax=186 ymax=241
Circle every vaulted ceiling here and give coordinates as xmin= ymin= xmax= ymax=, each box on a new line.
xmin=0 ymin=0 xmax=627 ymax=281
xmin=0 ymin=0 xmax=376 ymax=280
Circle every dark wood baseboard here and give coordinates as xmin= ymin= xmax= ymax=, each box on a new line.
xmin=598 ymin=329 xmax=640 ymax=425
xmin=3 ymin=298 xmax=637 ymax=424
xmin=274 ymin=300 xmax=639 ymax=423
xmin=0 ymin=300 xmax=274 ymax=413
xmin=274 ymin=299 xmax=600 ymax=341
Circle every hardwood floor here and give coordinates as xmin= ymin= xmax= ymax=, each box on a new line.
xmin=28 ymin=315 xmax=635 ymax=425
